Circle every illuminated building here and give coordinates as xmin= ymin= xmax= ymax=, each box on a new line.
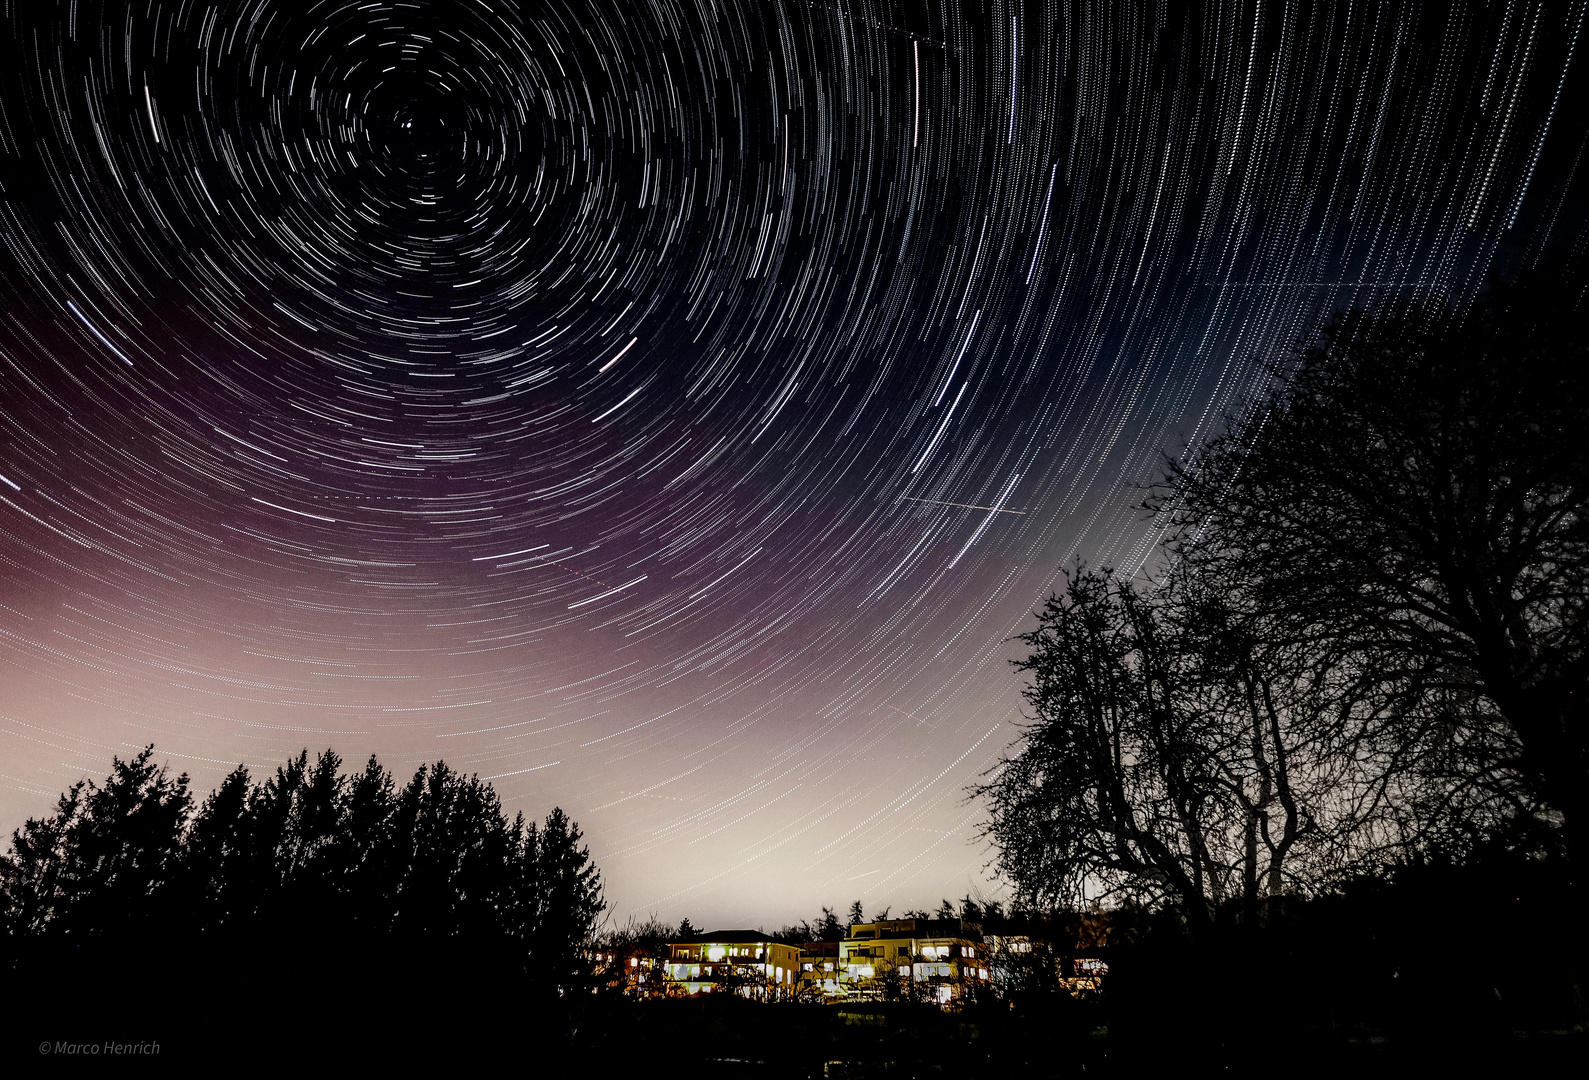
xmin=593 ymin=947 xmax=668 ymax=997
xmin=664 ymin=931 xmax=803 ymax=998
xmin=660 ymin=920 xmax=1017 ymax=1006
xmin=984 ymin=932 xmax=1111 ymax=997
xmin=797 ymin=939 xmax=842 ymax=997
xmin=839 ymin=918 xmax=988 ymax=1003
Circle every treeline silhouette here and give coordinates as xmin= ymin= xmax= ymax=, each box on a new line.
xmin=2 ymin=746 xmax=602 ymax=1061
xmin=982 ymin=261 xmax=1587 ymax=926
xmin=966 ymin=261 xmax=1588 ymax=1070
xmin=763 ymin=897 xmax=1029 ymax=942
xmin=609 ymin=896 xmax=1041 ymax=965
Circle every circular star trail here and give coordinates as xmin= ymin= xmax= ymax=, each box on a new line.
xmin=1 ymin=1 xmax=1585 ymax=923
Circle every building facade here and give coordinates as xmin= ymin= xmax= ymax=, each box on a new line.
xmin=796 ymin=939 xmax=842 ymax=998
xmin=662 ymin=920 xmax=1058 ymax=1005
xmin=838 ymin=918 xmax=989 ymax=1002
xmin=664 ymin=931 xmax=803 ymax=998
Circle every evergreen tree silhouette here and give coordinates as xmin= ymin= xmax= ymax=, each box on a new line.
xmin=0 ymin=746 xmax=190 ymax=943
xmin=0 ymin=745 xmax=606 ymax=1015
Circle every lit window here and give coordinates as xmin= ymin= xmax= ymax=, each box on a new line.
xmin=802 ymin=963 xmax=813 ymax=971
xmin=707 ymin=946 xmax=726 ymax=961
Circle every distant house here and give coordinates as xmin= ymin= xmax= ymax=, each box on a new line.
xmin=838 ymin=918 xmax=989 ymax=1003
xmin=595 ymin=945 xmax=667 ymax=997
xmin=1068 ymin=955 xmax=1109 ymax=994
xmin=797 ymin=939 xmax=842 ymax=997
xmin=985 ymin=932 xmax=1111 ymax=997
xmin=664 ymin=931 xmax=803 ymax=998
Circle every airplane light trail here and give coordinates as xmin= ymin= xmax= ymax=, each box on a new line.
xmin=896 ymin=497 xmax=1026 ymax=515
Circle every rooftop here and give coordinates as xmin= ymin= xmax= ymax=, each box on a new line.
xmin=674 ymin=930 xmax=779 ymax=945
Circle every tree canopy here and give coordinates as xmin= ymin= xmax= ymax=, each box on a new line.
xmin=1 ymin=746 xmax=604 ymax=992
xmin=1162 ymin=266 xmax=1587 ymax=862
xmin=984 ymin=265 xmax=1586 ymax=924
xmin=979 ymin=567 xmax=1458 ymax=928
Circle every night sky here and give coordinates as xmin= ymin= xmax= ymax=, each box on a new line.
xmin=0 ymin=1 xmax=1584 ymax=927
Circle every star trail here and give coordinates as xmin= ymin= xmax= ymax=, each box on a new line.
xmin=0 ymin=0 xmax=1584 ymax=926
